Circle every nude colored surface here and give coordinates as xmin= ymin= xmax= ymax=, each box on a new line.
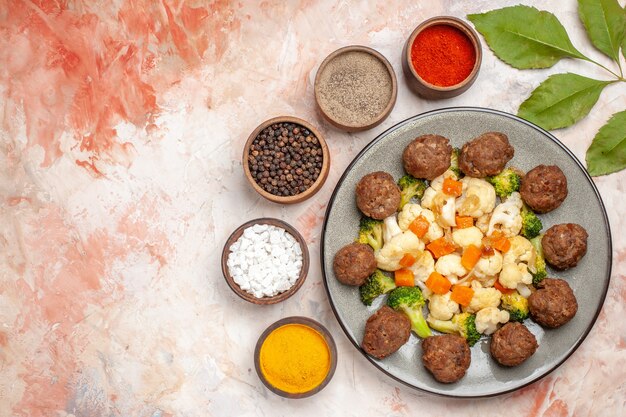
xmin=0 ymin=1 xmax=624 ymax=416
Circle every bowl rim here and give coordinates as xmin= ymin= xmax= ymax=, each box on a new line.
xmin=242 ymin=116 xmax=330 ymax=204
xmin=254 ymin=316 xmax=338 ymax=398
xmin=314 ymin=45 xmax=398 ymax=131
xmin=404 ymin=16 xmax=482 ymax=91
xmin=221 ymin=218 xmax=309 ymax=305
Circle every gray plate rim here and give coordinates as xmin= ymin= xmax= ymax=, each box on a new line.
xmin=320 ymin=106 xmax=612 ymax=398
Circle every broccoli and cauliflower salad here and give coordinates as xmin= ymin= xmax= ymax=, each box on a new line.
xmin=334 ymin=131 xmax=587 ymax=382
xmin=358 ymin=166 xmax=542 ymax=346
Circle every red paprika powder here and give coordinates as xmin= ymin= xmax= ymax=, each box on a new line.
xmin=411 ymin=25 xmax=476 ymax=87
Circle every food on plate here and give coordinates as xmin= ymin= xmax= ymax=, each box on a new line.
xmin=258 ymin=323 xmax=331 ymax=394
xmin=362 ymin=305 xmax=411 ymax=359
xmin=248 ymin=122 xmax=323 ymax=197
xmin=520 ymin=165 xmax=568 ymax=213
xmin=490 ymin=322 xmax=538 ymax=367
xmin=529 ymin=278 xmax=578 ymax=328
xmin=356 ymin=171 xmax=401 ymax=219
xmin=421 ymin=334 xmax=471 ymax=383
xmin=359 ymin=269 xmax=397 ymax=306
xmin=333 ymin=242 xmax=377 ymax=286
xmin=387 ymin=286 xmax=432 ymax=338
xmin=336 ymin=130 xmax=590 ymax=381
xmin=458 ymin=132 xmax=514 ymax=177
xmin=227 ymin=223 xmax=303 ymax=298
xmin=402 ymin=134 xmax=452 ymax=180
xmin=542 ymin=223 xmax=588 ymax=270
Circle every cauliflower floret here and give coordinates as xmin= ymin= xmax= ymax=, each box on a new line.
xmin=452 ymin=226 xmax=484 ymax=249
xmin=383 ymin=214 xmax=403 ymax=244
xmin=421 ymin=171 xmax=457 ymax=228
xmin=475 ymin=213 xmax=491 ymax=234
xmin=475 ymin=307 xmax=510 ymax=335
xmin=375 ymin=231 xmax=425 ymax=271
xmin=456 ymin=177 xmax=496 ymax=218
xmin=499 ymin=262 xmax=533 ymax=289
xmin=408 ymin=250 xmax=435 ymax=284
xmin=435 ymin=253 xmax=468 ymax=283
xmin=428 ymin=292 xmax=460 ymax=321
xmin=503 ymin=235 xmax=536 ymax=265
xmin=473 ymin=251 xmax=503 ymax=280
xmin=397 ymin=204 xmax=444 ymax=243
xmin=465 ymin=280 xmax=502 ymax=313
xmin=487 ymin=192 xmax=523 ymax=237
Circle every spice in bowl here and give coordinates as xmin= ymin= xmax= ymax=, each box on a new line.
xmin=226 ymin=223 xmax=303 ymax=299
xmin=411 ymin=24 xmax=476 ymax=87
xmin=248 ymin=122 xmax=324 ymax=198
xmin=255 ymin=317 xmax=337 ymax=398
xmin=315 ymin=46 xmax=397 ymax=131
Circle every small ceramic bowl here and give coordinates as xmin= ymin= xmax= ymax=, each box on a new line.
xmin=254 ymin=316 xmax=338 ymax=398
xmin=243 ymin=116 xmax=330 ymax=204
xmin=314 ymin=45 xmax=397 ymax=131
xmin=221 ymin=218 xmax=309 ymax=305
xmin=402 ymin=16 xmax=482 ymax=99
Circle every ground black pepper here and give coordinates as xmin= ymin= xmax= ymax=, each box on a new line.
xmin=248 ymin=123 xmax=323 ymax=197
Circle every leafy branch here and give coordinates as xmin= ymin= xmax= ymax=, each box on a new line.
xmin=468 ymin=0 xmax=626 ymax=176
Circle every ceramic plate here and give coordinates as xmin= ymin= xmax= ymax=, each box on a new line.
xmin=320 ymin=108 xmax=612 ymax=397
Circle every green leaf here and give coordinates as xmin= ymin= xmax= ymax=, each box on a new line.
xmin=468 ymin=6 xmax=587 ymax=69
xmin=586 ymin=110 xmax=626 ymax=176
xmin=578 ymin=0 xmax=626 ymax=63
xmin=518 ymin=73 xmax=613 ymax=130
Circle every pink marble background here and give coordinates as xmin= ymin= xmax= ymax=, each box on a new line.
xmin=0 ymin=1 xmax=624 ymax=416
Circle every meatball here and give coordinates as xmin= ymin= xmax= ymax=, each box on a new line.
xmin=542 ymin=223 xmax=588 ymax=270
xmin=421 ymin=334 xmax=471 ymax=383
xmin=520 ymin=165 xmax=568 ymax=213
xmin=490 ymin=322 xmax=538 ymax=367
xmin=362 ymin=306 xmax=411 ymax=359
xmin=333 ymin=242 xmax=377 ymax=286
xmin=459 ymin=132 xmax=514 ymax=178
xmin=529 ymin=278 xmax=578 ymax=328
xmin=355 ymin=171 xmax=401 ymax=220
xmin=402 ymin=135 xmax=452 ymax=180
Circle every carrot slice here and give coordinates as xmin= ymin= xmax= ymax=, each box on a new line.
xmin=395 ymin=269 xmax=415 ymax=287
xmin=494 ymin=280 xmax=515 ymax=294
xmin=492 ymin=236 xmax=511 ymax=253
xmin=455 ymin=216 xmax=474 ymax=229
xmin=399 ymin=253 xmax=417 ymax=268
xmin=442 ymin=177 xmax=463 ymax=197
xmin=461 ymin=244 xmax=482 ymax=270
xmin=425 ymin=272 xmax=452 ymax=295
xmin=426 ymin=237 xmax=456 ymax=259
xmin=451 ymin=285 xmax=474 ymax=306
xmin=408 ymin=215 xmax=430 ymax=238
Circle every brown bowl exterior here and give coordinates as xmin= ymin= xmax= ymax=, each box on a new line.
xmin=243 ymin=116 xmax=330 ymax=204
xmin=402 ymin=16 xmax=482 ymax=99
xmin=314 ymin=45 xmax=398 ymax=132
xmin=221 ymin=218 xmax=309 ymax=305
xmin=254 ymin=316 xmax=338 ymax=398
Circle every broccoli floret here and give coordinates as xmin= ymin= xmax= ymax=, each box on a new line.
xmin=397 ymin=174 xmax=427 ymax=209
xmin=427 ymin=312 xmax=481 ymax=346
xmin=358 ymin=217 xmax=383 ymax=251
xmin=521 ymin=204 xmax=543 ymax=239
xmin=486 ymin=168 xmax=522 ymax=198
xmin=359 ymin=270 xmax=396 ymax=306
xmin=530 ymin=235 xmax=547 ymax=286
xmin=387 ymin=286 xmax=432 ymax=338
xmin=450 ymin=147 xmax=461 ymax=178
xmin=501 ymin=292 xmax=529 ymax=322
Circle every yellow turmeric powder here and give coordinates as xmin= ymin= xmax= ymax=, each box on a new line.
xmin=259 ymin=324 xmax=331 ymax=393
